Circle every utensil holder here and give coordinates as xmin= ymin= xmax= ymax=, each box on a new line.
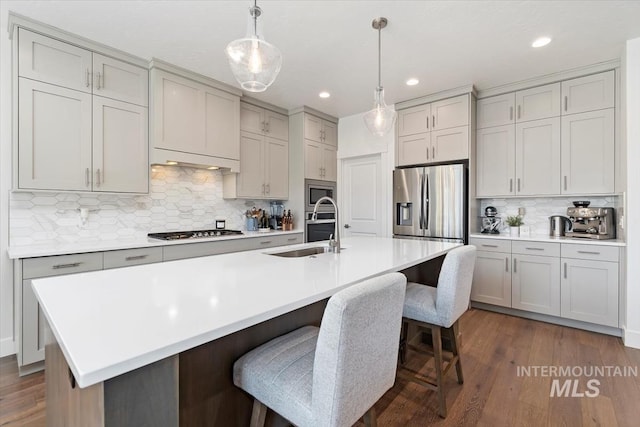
xmin=246 ymin=217 xmax=258 ymax=231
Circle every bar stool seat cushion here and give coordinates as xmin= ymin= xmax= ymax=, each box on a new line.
xmin=403 ymin=282 xmax=438 ymax=325
xmin=234 ymin=325 xmax=318 ymax=426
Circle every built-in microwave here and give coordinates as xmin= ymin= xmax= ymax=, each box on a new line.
xmin=305 ymin=179 xmax=336 ymax=212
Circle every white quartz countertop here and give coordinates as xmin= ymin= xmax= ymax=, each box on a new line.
xmin=7 ymin=230 xmax=304 ymax=259
xmin=32 ymin=236 xmax=460 ymax=388
xmin=469 ymin=233 xmax=626 ymax=247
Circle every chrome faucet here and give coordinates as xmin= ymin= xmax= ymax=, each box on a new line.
xmin=312 ymin=196 xmax=340 ymax=253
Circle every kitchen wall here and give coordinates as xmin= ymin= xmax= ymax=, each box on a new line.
xmin=478 ymin=196 xmax=618 ymax=236
xmin=9 ymin=166 xmax=273 ymax=247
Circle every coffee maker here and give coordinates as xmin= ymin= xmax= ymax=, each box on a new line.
xmin=566 ymin=202 xmax=615 ymax=240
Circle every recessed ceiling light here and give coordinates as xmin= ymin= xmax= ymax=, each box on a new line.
xmin=532 ymin=37 xmax=552 ymax=48
xmin=207 ymin=166 xmax=219 ymax=170
xmin=406 ymin=78 xmax=419 ymax=86
xmin=319 ymin=91 xmax=331 ymax=98
xmin=166 ymin=161 xmax=178 ymax=165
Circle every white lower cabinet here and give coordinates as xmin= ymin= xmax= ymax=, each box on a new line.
xmin=471 ymin=250 xmax=512 ymax=307
xmin=512 ymin=254 xmax=560 ymax=316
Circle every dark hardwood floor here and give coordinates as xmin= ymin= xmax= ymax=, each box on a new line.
xmin=2 ymin=309 xmax=640 ymax=426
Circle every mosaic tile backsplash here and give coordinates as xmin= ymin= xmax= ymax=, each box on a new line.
xmin=478 ymin=196 xmax=619 ymax=236
xmin=9 ymin=166 xmax=275 ymax=247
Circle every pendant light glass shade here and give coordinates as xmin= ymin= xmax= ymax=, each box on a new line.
xmin=225 ymin=2 xmax=282 ymax=92
xmin=364 ymin=17 xmax=396 ymax=137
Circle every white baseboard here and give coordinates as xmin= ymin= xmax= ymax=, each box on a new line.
xmin=0 ymin=337 xmax=16 ymax=358
xmin=623 ymin=328 xmax=640 ymax=349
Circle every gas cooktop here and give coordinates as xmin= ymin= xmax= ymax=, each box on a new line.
xmin=147 ymin=229 xmax=243 ymax=241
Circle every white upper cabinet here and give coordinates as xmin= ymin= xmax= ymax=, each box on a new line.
xmin=265 ymin=110 xmax=289 ymax=141
xmin=235 ymin=132 xmax=265 ymax=198
xmin=476 ymin=125 xmax=515 ymax=197
xmin=19 ymin=79 xmax=92 ymax=191
xmin=397 ymin=133 xmax=430 ymax=166
xmin=265 ymin=137 xmax=289 ymax=198
xmin=18 ymin=28 xmax=92 ymax=93
xmin=431 ymin=94 xmax=469 ymax=130
xmin=398 ymin=104 xmax=430 ymax=136
xmin=240 ymin=103 xmax=289 ymax=141
xmin=477 ymin=93 xmax=515 ymax=128
xmin=303 ymin=113 xmax=338 ymax=180
xmin=562 ymin=71 xmax=615 ymax=115
xmin=321 ymin=120 xmax=338 ymax=147
xmin=515 ymin=83 xmax=561 ymax=122
xmin=515 ymin=117 xmax=561 ymax=195
xmin=92 ymin=53 xmax=148 ymax=106
xmin=304 ymin=113 xmax=336 ymax=146
xmin=430 ymin=126 xmax=469 ymax=163
xmin=561 ymin=109 xmax=615 ymax=194
xmin=204 ymin=87 xmax=240 ymax=160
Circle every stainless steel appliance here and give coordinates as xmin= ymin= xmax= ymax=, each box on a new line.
xmin=148 ymin=229 xmax=243 ymax=240
xmin=393 ymin=164 xmax=466 ymax=242
xmin=306 ymin=212 xmax=336 ymax=243
xmin=481 ymin=206 xmax=501 ymax=234
xmin=566 ymin=207 xmax=615 ymax=240
xmin=305 ymin=179 xmax=336 ymax=212
xmin=549 ymin=215 xmax=571 ymax=237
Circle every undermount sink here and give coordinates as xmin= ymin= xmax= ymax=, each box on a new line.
xmin=269 ymin=246 xmax=345 ymax=258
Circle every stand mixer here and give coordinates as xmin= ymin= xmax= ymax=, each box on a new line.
xmin=481 ymin=206 xmax=501 ymax=234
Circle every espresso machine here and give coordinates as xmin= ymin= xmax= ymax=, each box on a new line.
xmin=566 ymin=202 xmax=615 ymax=240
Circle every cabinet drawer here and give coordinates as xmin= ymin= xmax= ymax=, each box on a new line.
xmin=561 ymin=244 xmax=619 ymax=262
xmin=250 ymin=233 xmax=303 ymax=249
xmin=512 ymin=241 xmax=560 ymax=257
xmin=103 ymin=247 xmax=163 ymax=269
xmin=469 ymin=238 xmax=511 ymax=253
xmin=163 ymin=239 xmax=252 ymax=262
xmin=23 ymin=252 xmax=103 ymax=279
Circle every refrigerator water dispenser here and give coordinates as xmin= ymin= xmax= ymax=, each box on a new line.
xmin=397 ymin=203 xmax=413 ymax=226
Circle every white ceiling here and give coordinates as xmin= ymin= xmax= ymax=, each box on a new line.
xmin=3 ymin=1 xmax=640 ymax=119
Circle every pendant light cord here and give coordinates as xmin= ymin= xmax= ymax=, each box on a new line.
xmin=253 ymin=0 xmax=258 ymax=36
xmin=377 ymin=25 xmax=382 ymax=89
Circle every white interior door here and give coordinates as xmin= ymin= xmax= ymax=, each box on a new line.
xmin=340 ymin=155 xmax=384 ymax=237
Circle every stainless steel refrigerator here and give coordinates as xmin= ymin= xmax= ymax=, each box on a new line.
xmin=393 ymin=164 xmax=466 ymax=242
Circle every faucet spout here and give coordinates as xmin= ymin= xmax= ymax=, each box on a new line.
xmin=312 ymin=196 xmax=340 ymax=253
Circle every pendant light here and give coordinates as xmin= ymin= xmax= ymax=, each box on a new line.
xmin=225 ymin=0 xmax=283 ymax=92
xmin=363 ymin=17 xmax=396 ymax=137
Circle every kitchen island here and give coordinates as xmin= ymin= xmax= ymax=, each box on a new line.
xmin=32 ymin=236 xmax=461 ymax=426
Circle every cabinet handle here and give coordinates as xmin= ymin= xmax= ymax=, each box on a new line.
xmin=577 ymin=250 xmax=600 ymax=255
xmin=509 ymin=106 xmax=513 ymax=121
xmin=426 ymin=147 xmax=430 ymax=160
xmin=432 ymin=146 xmax=435 ymax=159
xmin=96 ymin=72 xmax=102 ymax=90
xmin=125 ymin=255 xmax=148 ymax=261
xmin=85 ymin=168 xmax=90 ymax=187
xmin=86 ymin=69 xmax=91 ymax=88
xmin=564 ymin=176 xmax=568 ymax=191
xmin=287 ymin=237 xmax=298 ymax=241
xmin=265 ymin=121 xmax=270 ymax=133
xmin=266 ymin=184 xmax=270 ymax=194
xmin=505 ymin=257 xmax=509 ymax=272
xmin=262 ymin=184 xmax=266 ymax=194
xmin=517 ymin=178 xmax=521 ymax=192
xmin=517 ymin=105 xmax=521 ymax=119
xmin=564 ymin=96 xmax=568 ymax=111
xmin=481 ymin=244 xmax=498 ymax=248
xmin=432 ymin=115 xmax=436 ymax=129
xmin=53 ymin=262 xmax=82 ymax=270
xmin=260 ymin=240 xmax=272 ymax=245
xmin=261 ymin=121 xmax=265 ymax=132
xmin=96 ymin=169 xmax=101 ymax=187
xmin=513 ymin=258 xmax=517 ymax=273
xmin=564 ymin=262 xmax=567 ymax=278
xmin=426 ymin=116 xmax=429 ymax=129
xmin=525 ymin=247 xmax=544 ymax=251
xmin=509 ymin=178 xmax=513 ymax=193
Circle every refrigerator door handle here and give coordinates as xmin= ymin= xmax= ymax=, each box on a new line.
xmin=419 ymin=174 xmax=425 ymax=229
xmin=424 ymin=174 xmax=430 ymax=230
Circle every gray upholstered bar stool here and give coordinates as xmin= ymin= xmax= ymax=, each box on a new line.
xmin=399 ymin=245 xmax=476 ymax=418
xmin=233 ymin=272 xmax=407 ymax=427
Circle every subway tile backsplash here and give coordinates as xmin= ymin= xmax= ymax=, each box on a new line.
xmin=9 ymin=166 xmax=272 ymax=247
xmin=478 ymin=196 xmax=618 ymax=236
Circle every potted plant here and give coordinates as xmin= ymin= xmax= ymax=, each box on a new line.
xmin=506 ymin=215 xmax=524 ymax=237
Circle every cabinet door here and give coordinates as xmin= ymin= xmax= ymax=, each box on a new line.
xmin=397 ymin=133 xmax=430 ymax=166
xmin=322 ymin=144 xmax=338 ymax=181
xmin=477 ymin=93 xmax=515 ymax=128
xmin=265 ymin=110 xmax=289 ymax=141
xmin=22 ymin=279 xmax=45 ymax=365
xmin=322 ymin=120 xmax=338 ymax=147
xmin=237 ymin=132 xmax=266 ymax=197
xmin=431 ymin=125 xmax=469 ymax=162
xmin=265 ymin=137 xmax=288 ymax=198
xmin=515 ymin=83 xmax=560 ymax=122
xmin=515 ymin=117 xmax=560 ymax=195
xmin=153 ymin=71 xmax=204 ymax=152
xmin=561 ymin=258 xmax=618 ymax=327
xmin=304 ymin=140 xmax=323 ymax=180
xmin=18 ymin=28 xmax=92 ymax=93
xmin=240 ymin=103 xmax=265 ymax=134
xmin=562 ymin=70 xmax=615 ymax=115
xmin=93 ymin=97 xmax=149 ymax=193
xmin=431 ymin=94 xmax=469 ymax=130
xmin=204 ymin=87 xmax=240 ymax=160
xmin=398 ymin=104 xmax=430 ymax=136
xmin=304 ymin=114 xmax=323 ymax=142
xmin=512 ymin=254 xmax=560 ymax=315
xmin=471 ymin=251 xmax=512 ymax=307
xmin=18 ymin=79 xmax=92 ymax=191
xmin=476 ymin=125 xmax=515 ymax=197
xmin=93 ymin=53 xmax=148 ymax=106
xmin=561 ymin=109 xmax=614 ymax=194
